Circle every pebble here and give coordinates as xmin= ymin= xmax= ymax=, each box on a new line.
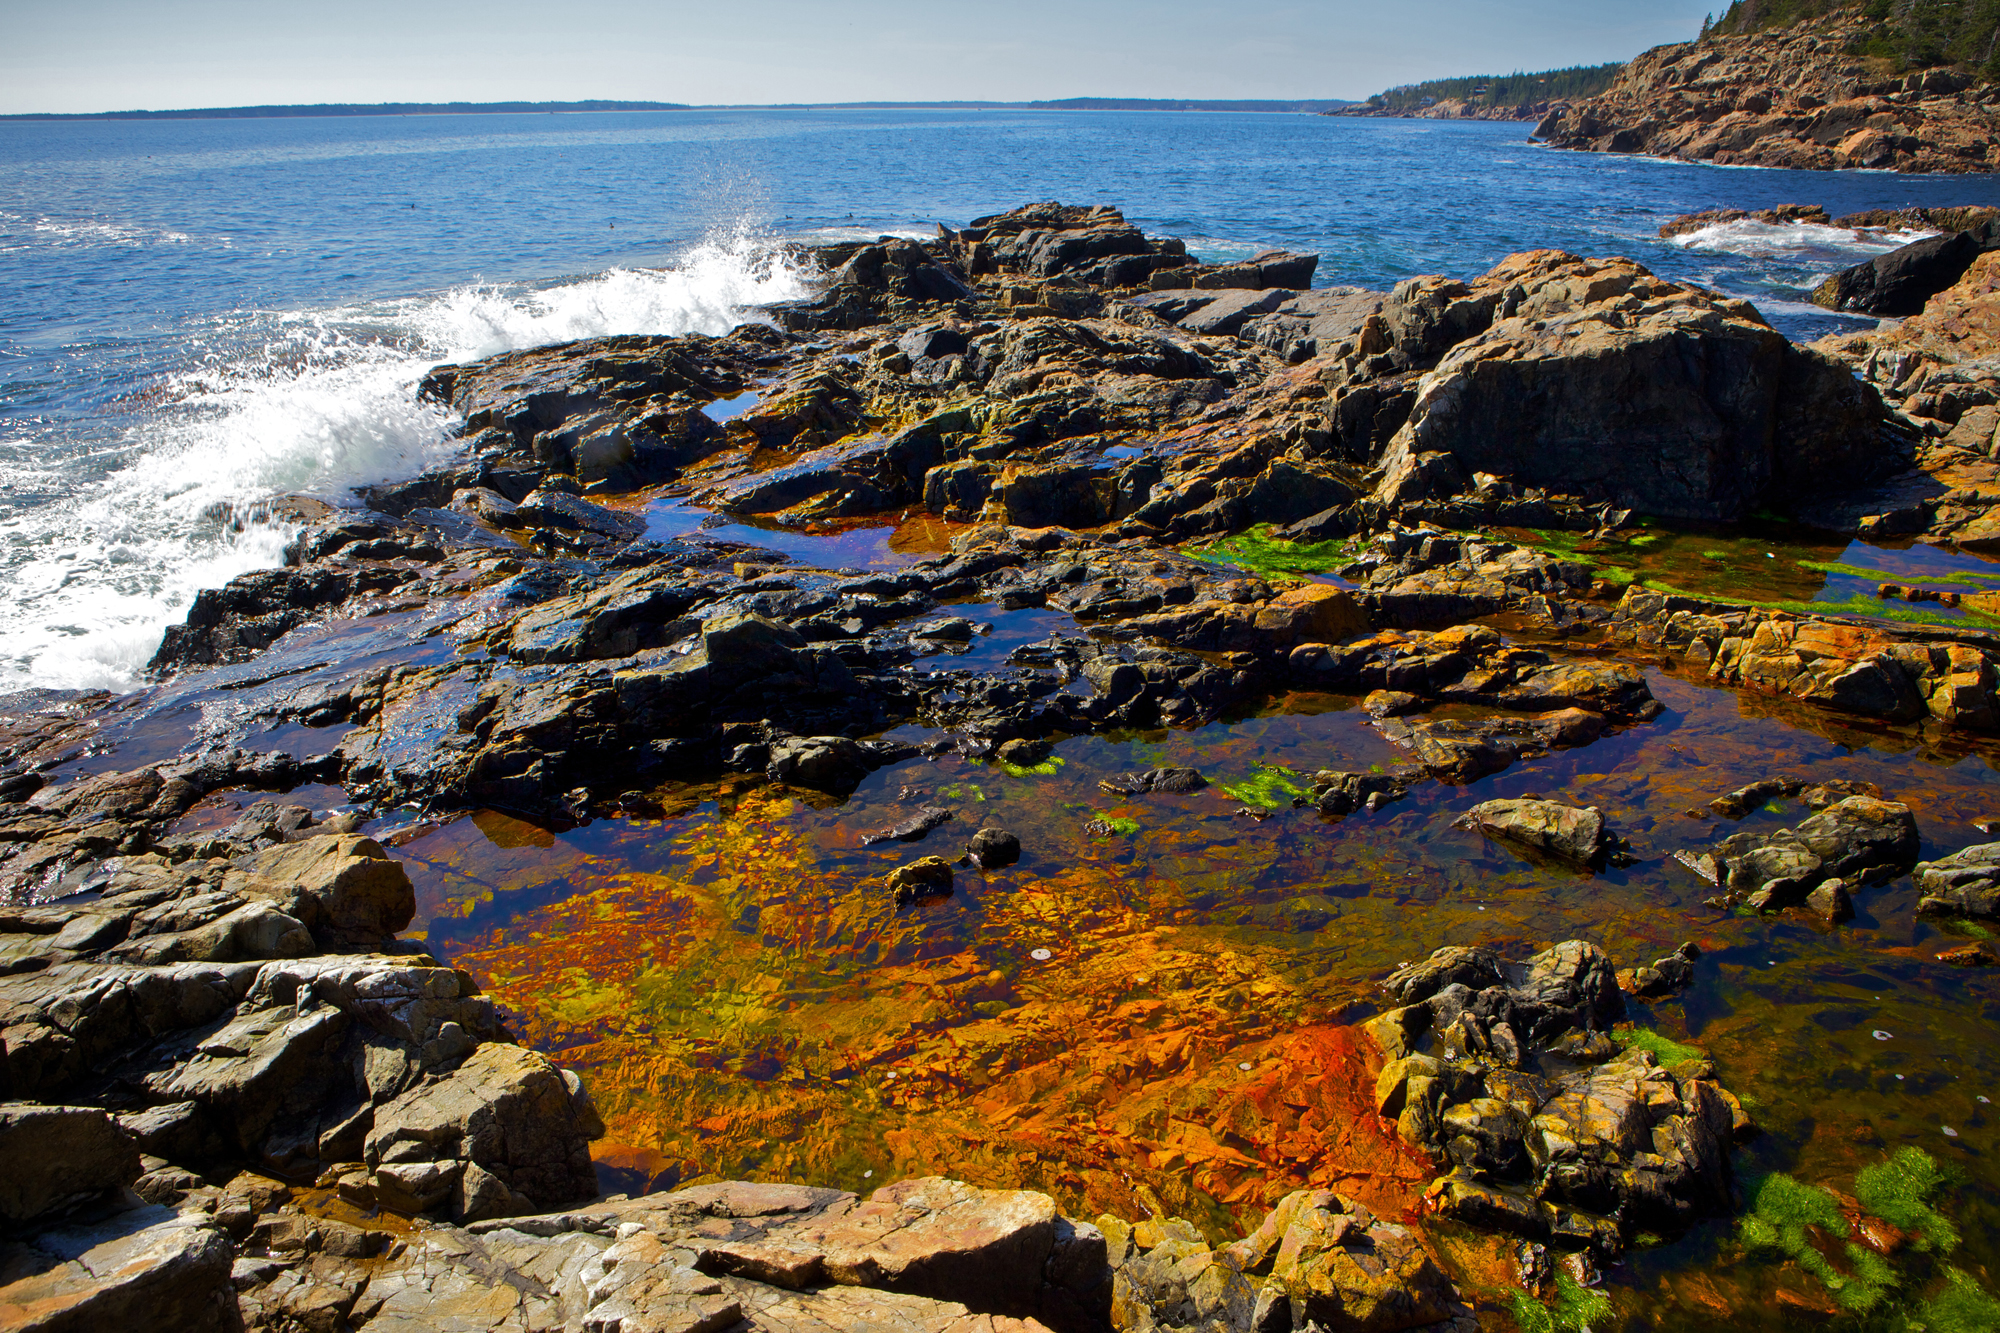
xmin=1030 ymin=948 xmax=1052 ymax=961
xmin=1874 ymin=1030 xmax=1894 ymax=1040
xmin=1981 ymin=1096 xmax=1992 ymax=1104
xmin=863 ymin=1169 xmax=873 ymax=1177
xmin=1944 ymin=1127 xmax=1960 ymax=1137
xmin=1238 ymin=1061 xmax=1253 ymax=1071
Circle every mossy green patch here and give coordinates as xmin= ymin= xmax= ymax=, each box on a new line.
xmin=1091 ymin=815 xmax=1140 ymax=836
xmin=1183 ymin=524 xmax=1356 ymax=579
xmin=1508 ymin=1273 xmax=1612 ymax=1333
xmin=1218 ymin=766 xmax=1309 ymax=809
xmin=1918 ymin=1268 xmax=2000 ymax=1332
xmin=998 ymin=756 xmax=1065 ymax=778
xmin=1616 ymin=1025 xmax=1704 ymax=1067
xmin=1855 ymin=1147 xmax=1959 ymax=1252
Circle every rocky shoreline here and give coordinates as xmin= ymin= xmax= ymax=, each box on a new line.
xmin=1533 ymin=10 xmax=2000 ymax=172
xmin=6 ymin=198 xmax=2000 ymax=1328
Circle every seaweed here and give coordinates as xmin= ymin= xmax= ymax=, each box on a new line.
xmin=1616 ymin=1025 xmax=1705 ymax=1067
xmin=1182 ymin=524 xmax=1356 ymax=579
xmin=998 ymin=756 xmax=1065 ymax=778
xmin=1217 ymin=765 xmax=1310 ymax=809
xmin=1916 ymin=1268 xmax=2000 ymax=1332
xmin=1738 ymin=1149 xmax=1990 ymax=1322
xmin=1854 ymin=1147 xmax=1960 ymax=1253
xmin=1508 ymin=1273 xmax=1612 ymax=1333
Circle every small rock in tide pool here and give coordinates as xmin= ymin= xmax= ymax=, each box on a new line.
xmin=1938 ymin=940 xmax=1999 ymax=966
xmin=1030 ymin=948 xmax=1052 ymax=961
xmin=887 ymin=856 xmax=954 ymax=905
xmin=1944 ymin=1126 xmax=1960 ymax=1137
xmin=1099 ymin=767 xmax=1206 ymax=796
xmin=994 ymin=738 xmax=1051 ymax=767
xmin=1238 ymin=1061 xmax=1253 ymax=1071
xmin=966 ymin=826 xmax=1021 ymax=869
xmin=1875 ymin=1030 xmax=1894 ymax=1040
xmin=1807 ymin=877 xmax=1854 ymax=923
xmin=1362 ymin=689 xmax=1423 ymax=718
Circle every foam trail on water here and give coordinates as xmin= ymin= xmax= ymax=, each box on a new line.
xmin=0 ymin=227 xmax=814 ymax=694
xmin=1668 ymin=219 xmax=1935 ymax=261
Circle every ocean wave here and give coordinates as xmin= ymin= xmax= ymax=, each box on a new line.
xmin=0 ymin=224 xmax=811 ymax=693
xmin=1667 ymin=218 xmax=1935 ymax=261
xmin=0 ymin=210 xmax=195 ymax=252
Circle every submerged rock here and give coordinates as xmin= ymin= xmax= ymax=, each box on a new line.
xmin=1916 ymin=843 xmax=2000 ymax=920
xmin=1679 ymin=795 xmax=1920 ymax=910
xmin=1098 ymin=768 xmax=1208 ymax=796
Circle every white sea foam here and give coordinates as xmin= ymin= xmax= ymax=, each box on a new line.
xmin=0 ymin=227 xmax=814 ymax=694
xmin=1667 ymin=218 xmax=1936 ymax=260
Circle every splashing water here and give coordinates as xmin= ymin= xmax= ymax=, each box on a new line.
xmin=0 ymin=226 xmax=814 ymax=693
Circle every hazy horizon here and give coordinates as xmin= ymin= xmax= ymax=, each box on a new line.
xmin=5 ymin=0 xmax=1707 ymax=117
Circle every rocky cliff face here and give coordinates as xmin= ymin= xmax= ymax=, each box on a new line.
xmin=1535 ymin=12 xmax=2000 ymax=172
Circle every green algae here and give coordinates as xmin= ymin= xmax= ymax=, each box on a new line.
xmin=1217 ymin=765 xmax=1310 ymax=809
xmin=1183 ymin=525 xmax=1356 ymax=579
xmin=1916 ymin=1268 xmax=2000 ymax=1332
xmin=1855 ymin=1147 xmax=1960 ymax=1253
xmin=998 ymin=756 xmax=1065 ymax=778
xmin=1092 ymin=815 xmax=1140 ymax=836
xmin=1616 ymin=1025 xmax=1704 ymax=1067
xmin=1738 ymin=1149 xmax=1991 ymax=1322
xmin=1508 ymin=1273 xmax=1612 ymax=1333
xmin=1799 ymin=560 xmax=2000 ymax=589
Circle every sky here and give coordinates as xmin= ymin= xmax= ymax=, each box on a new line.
xmin=3 ymin=0 xmax=1719 ymax=115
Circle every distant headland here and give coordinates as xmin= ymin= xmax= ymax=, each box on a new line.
xmin=0 ymin=97 xmax=1353 ymax=122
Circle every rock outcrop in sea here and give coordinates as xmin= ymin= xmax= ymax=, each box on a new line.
xmin=7 ymin=199 xmax=2000 ymax=1328
xmin=1533 ymin=11 xmax=2000 ymax=172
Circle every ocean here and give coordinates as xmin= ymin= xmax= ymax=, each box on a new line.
xmin=1 ymin=106 xmax=1993 ymax=693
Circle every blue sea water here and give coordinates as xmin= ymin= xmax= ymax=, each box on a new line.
xmin=2 ymin=107 xmax=1994 ymax=691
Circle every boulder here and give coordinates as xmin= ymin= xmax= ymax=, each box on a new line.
xmin=1812 ymin=220 xmax=2000 ymax=317
xmin=0 ymin=1103 xmax=140 ymax=1221
xmin=363 ymin=1042 xmax=602 ymax=1215
xmin=1459 ymin=798 xmax=1623 ymax=868
xmin=238 ymin=835 xmax=415 ymax=944
xmin=968 ymin=828 xmax=1022 ymax=870
xmin=1370 ymin=250 xmax=1889 ymax=523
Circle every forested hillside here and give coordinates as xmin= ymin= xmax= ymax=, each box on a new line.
xmin=1356 ymin=64 xmax=1624 ymax=113
xmin=1711 ymin=0 xmax=2000 ymax=76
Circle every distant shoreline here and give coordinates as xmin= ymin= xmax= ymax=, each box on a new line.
xmin=0 ymin=97 xmax=1353 ymax=122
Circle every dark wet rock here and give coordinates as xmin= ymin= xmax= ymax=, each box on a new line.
xmin=1619 ymin=943 xmax=1701 ymax=999
xmin=1812 ymin=219 xmax=2000 ymax=317
xmin=1678 ymin=795 xmax=1920 ymax=910
xmin=1098 ymin=768 xmax=1207 ymax=796
xmin=888 ymin=856 xmax=955 ymax=906
xmin=1310 ymin=768 xmax=1417 ymax=817
xmin=148 ymin=563 xmax=418 ymax=675
xmin=967 ymin=828 xmax=1022 ymax=870
xmin=0 ymin=1103 xmax=141 ymax=1222
xmin=1916 ymin=843 xmax=2000 ymax=920
xmin=1459 ymin=798 xmax=1632 ymax=870
xmin=995 ymin=738 xmax=1051 ymax=766
xmin=861 ymin=805 xmax=955 ymax=846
